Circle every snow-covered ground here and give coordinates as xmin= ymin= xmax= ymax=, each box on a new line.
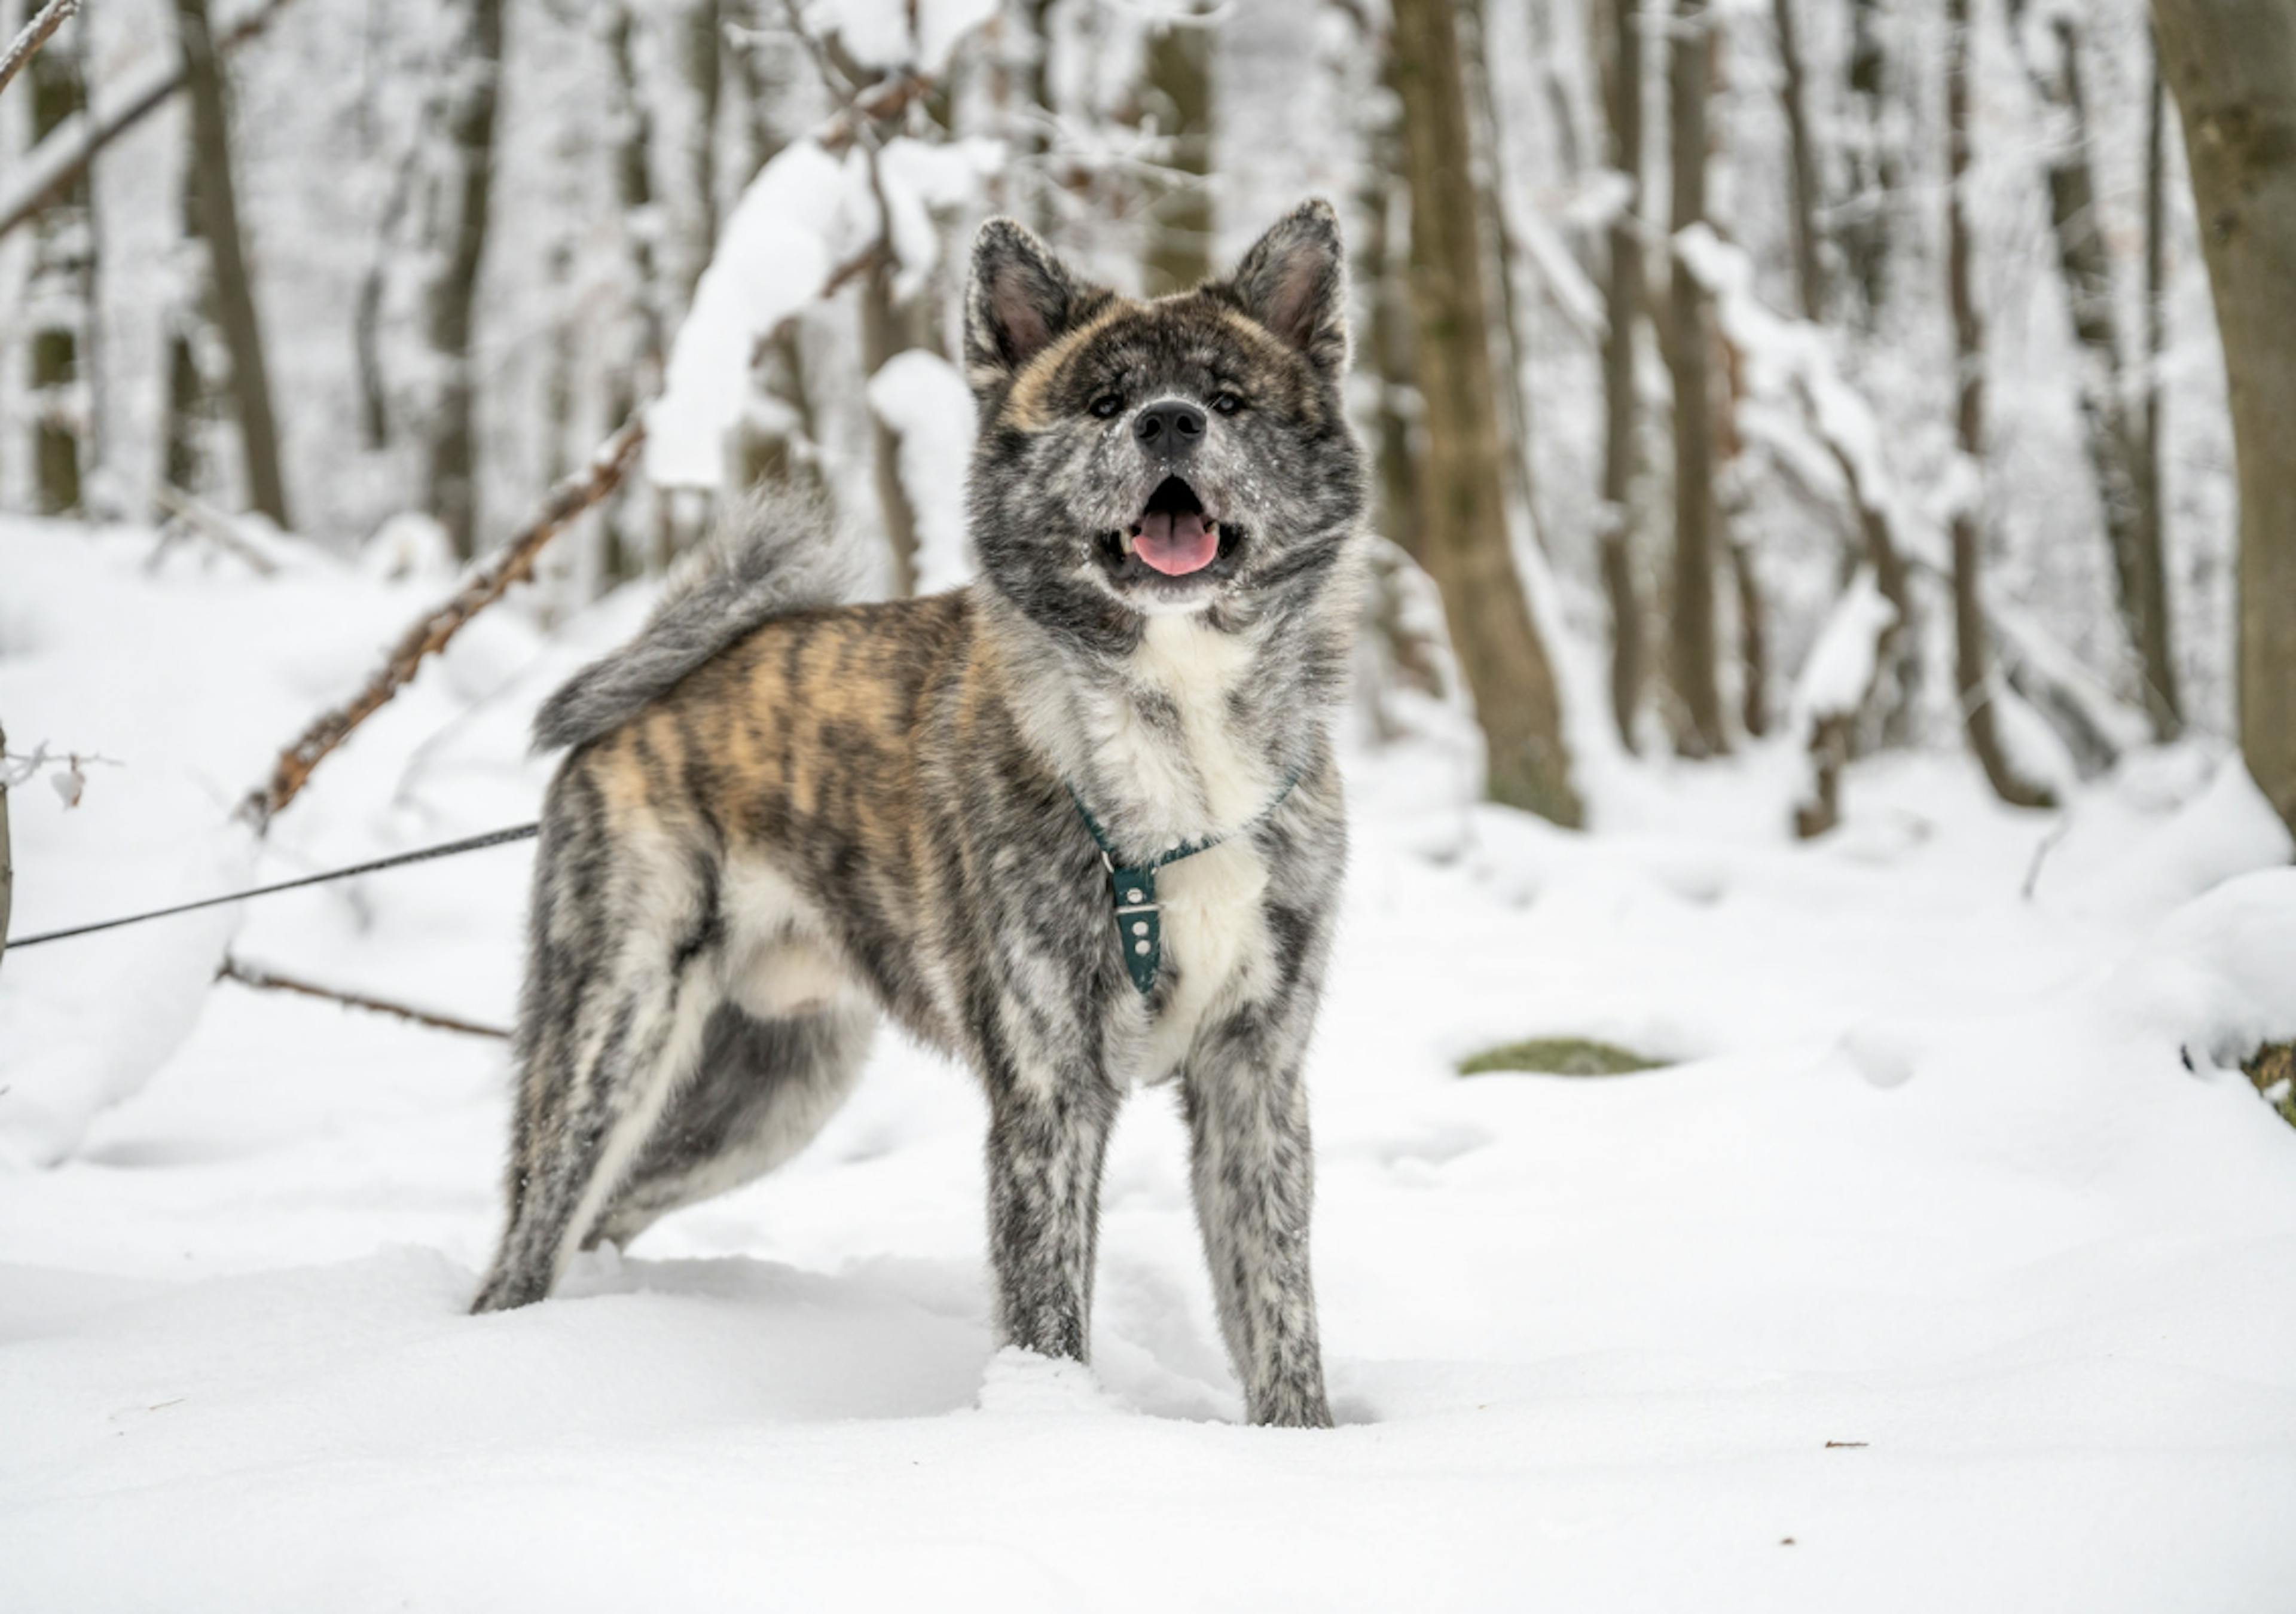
xmin=5 ymin=518 xmax=2295 ymax=1611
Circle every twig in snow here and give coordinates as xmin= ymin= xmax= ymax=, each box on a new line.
xmin=0 ymin=0 xmax=78 ymax=102
xmin=2020 ymin=817 xmax=2072 ymax=903
xmin=218 ymin=956 xmax=510 ymax=1040
xmin=150 ymin=483 xmax=280 ymax=576
xmin=239 ymin=413 xmax=647 ymax=832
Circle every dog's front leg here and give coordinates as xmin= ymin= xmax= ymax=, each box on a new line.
xmin=1183 ymin=1010 xmax=1333 ymax=1428
xmin=984 ymin=1068 xmax=1122 ymax=1362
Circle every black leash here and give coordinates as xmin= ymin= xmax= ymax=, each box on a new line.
xmin=1 ymin=823 xmax=540 ymax=952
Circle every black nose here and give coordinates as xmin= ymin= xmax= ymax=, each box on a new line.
xmin=1133 ymin=399 xmax=1207 ymax=454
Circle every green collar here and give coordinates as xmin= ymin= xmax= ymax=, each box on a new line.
xmin=1067 ymin=770 xmax=1304 ymax=996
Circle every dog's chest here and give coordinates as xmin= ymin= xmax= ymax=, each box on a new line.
xmin=1101 ymin=617 xmax=1278 ymax=1078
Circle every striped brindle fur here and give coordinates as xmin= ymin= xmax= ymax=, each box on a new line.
xmin=472 ymin=200 xmax=1367 ymax=1428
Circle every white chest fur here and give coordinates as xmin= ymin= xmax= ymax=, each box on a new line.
xmin=1120 ymin=615 xmax=1278 ymax=1080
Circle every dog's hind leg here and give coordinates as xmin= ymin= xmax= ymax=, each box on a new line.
xmin=587 ymin=999 xmax=875 ymax=1249
xmin=471 ymin=809 xmax=725 ymax=1313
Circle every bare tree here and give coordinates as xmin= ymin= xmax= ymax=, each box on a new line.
xmin=1140 ymin=8 xmax=1213 ymax=296
xmin=424 ymin=0 xmax=505 ymax=557
xmin=176 ymin=0 xmax=290 ymax=527
xmin=2152 ymin=0 xmax=2296 ymax=834
xmin=1839 ymin=0 xmax=1903 ymax=329
xmin=1665 ymin=0 xmax=1726 ymax=756
xmin=0 ymin=0 xmax=77 ymax=100
xmin=1771 ymin=0 xmax=1825 ymax=320
xmin=2011 ymin=6 xmax=2181 ymax=738
xmin=23 ymin=22 xmax=87 ymax=514
xmin=1595 ymin=0 xmax=1645 ymax=748
xmin=1949 ymin=0 xmax=2054 ymax=808
xmin=1390 ymin=0 xmax=1581 ymax=824
xmin=2136 ymin=29 xmax=2184 ymax=735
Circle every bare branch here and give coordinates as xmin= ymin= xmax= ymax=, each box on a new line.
xmin=218 ymin=956 xmax=510 ymax=1039
xmin=0 ymin=0 xmax=78 ymax=102
xmin=0 ymin=0 xmax=300 ymax=243
xmin=240 ymin=414 xmax=647 ymax=831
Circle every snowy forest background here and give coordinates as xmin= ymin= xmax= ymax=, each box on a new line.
xmin=2 ymin=0 xmax=2281 ymax=823
xmin=10 ymin=2 xmax=2296 ymax=1604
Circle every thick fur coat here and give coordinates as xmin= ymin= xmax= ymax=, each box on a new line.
xmin=472 ymin=200 xmax=1368 ymax=1428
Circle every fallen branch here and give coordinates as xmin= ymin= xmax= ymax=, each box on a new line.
xmin=0 ymin=0 xmax=298 ymax=242
xmin=218 ymin=956 xmax=510 ymax=1039
xmin=240 ymin=413 xmax=646 ymax=830
xmin=0 ymin=0 xmax=77 ymax=101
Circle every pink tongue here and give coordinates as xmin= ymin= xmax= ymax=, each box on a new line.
xmin=1134 ymin=511 xmax=1217 ymax=576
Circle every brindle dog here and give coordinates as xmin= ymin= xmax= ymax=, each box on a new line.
xmin=472 ymin=200 xmax=1367 ymax=1427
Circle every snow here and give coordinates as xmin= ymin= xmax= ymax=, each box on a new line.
xmin=646 ymin=141 xmax=873 ymax=491
xmin=1789 ymin=565 xmax=1894 ymax=726
xmin=6 ymin=512 xmax=2296 ymax=1609
xmin=866 ymin=349 xmax=978 ymax=592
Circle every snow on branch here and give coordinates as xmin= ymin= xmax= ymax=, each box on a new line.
xmin=0 ymin=0 xmax=301 ymax=242
xmin=647 ymin=1 xmax=999 ymax=490
xmin=0 ymin=0 xmax=77 ymax=102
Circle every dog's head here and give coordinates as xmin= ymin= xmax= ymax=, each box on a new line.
xmin=961 ymin=200 xmax=1367 ymax=641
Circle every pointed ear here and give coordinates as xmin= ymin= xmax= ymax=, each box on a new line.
xmin=1220 ymin=198 xmax=1349 ymax=375
xmin=964 ymin=219 xmax=1095 ymax=398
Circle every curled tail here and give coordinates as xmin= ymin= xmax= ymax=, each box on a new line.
xmin=533 ymin=489 xmax=858 ymax=753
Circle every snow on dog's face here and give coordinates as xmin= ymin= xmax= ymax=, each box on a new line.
xmin=961 ymin=201 xmax=1367 ymax=643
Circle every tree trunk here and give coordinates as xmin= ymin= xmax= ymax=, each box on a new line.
xmin=1358 ymin=96 xmax=1419 ymax=548
xmin=2019 ymin=14 xmax=2179 ymax=739
xmin=1596 ymin=0 xmax=1645 ymax=750
xmin=2153 ymin=0 xmax=2296 ymax=833
xmin=1390 ymin=0 xmax=1581 ymax=825
xmin=1666 ymin=0 xmax=1726 ymax=756
xmin=1949 ymin=0 xmax=2054 ymax=809
xmin=1772 ymin=0 xmax=1825 ymax=320
xmin=176 ymin=0 xmax=289 ymax=527
xmin=861 ymin=255 xmax=923 ymax=595
xmin=686 ymin=0 xmax=722 ymax=300
xmin=26 ymin=27 xmax=86 ymax=515
xmin=425 ymin=0 xmax=504 ymax=558
xmin=1840 ymin=0 xmax=1902 ymax=330
xmin=1140 ymin=11 xmax=1212 ymax=296
xmin=2136 ymin=29 xmax=2185 ymax=736
xmin=1458 ymin=0 xmax=1536 ymax=535
xmin=1 ymin=719 xmax=13 ymax=968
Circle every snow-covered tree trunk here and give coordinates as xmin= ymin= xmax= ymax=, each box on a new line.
xmin=1949 ymin=0 xmax=2053 ymax=808
xmin=1596 ymin=0 xmax=1645 ymax=750
xmin=2136 ymin=28 xmax=2184 ymax=737
xmin=177 ymin=0 xmax=289 ymax=527
xmin=1666 ymin=0 xmax=1726 ymax=757
xmin=1391 ymin=0 xmax=1580 ymax=824
xmin=2153 ymin=0 xmax=2296 ymax=835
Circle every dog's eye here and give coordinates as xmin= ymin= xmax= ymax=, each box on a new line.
xmin=1089 ymin=394 xmax=1125 ymax=420
xmin=1211 ymin=392 xmax=1245 ymax=416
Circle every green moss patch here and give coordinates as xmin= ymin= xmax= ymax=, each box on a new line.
xmin=1458 ymin=1037 xmax=1666 ymax=1078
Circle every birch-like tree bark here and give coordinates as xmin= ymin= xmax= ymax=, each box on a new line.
xmin=1391 ymin=0 xmax=1580 ymax=824
xmin=2152 ymin=0 xmax=2296 ymax=834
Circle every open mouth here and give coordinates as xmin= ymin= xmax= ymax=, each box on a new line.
xmin=1101 ymin=476 xmax=1238 ymax=587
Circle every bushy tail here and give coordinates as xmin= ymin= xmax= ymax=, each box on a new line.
xmin=533 ymin=488 xmax=859 ymax=753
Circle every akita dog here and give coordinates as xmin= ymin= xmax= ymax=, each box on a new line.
xmin=472 ymin=200 xmax=1367 ymax=1427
